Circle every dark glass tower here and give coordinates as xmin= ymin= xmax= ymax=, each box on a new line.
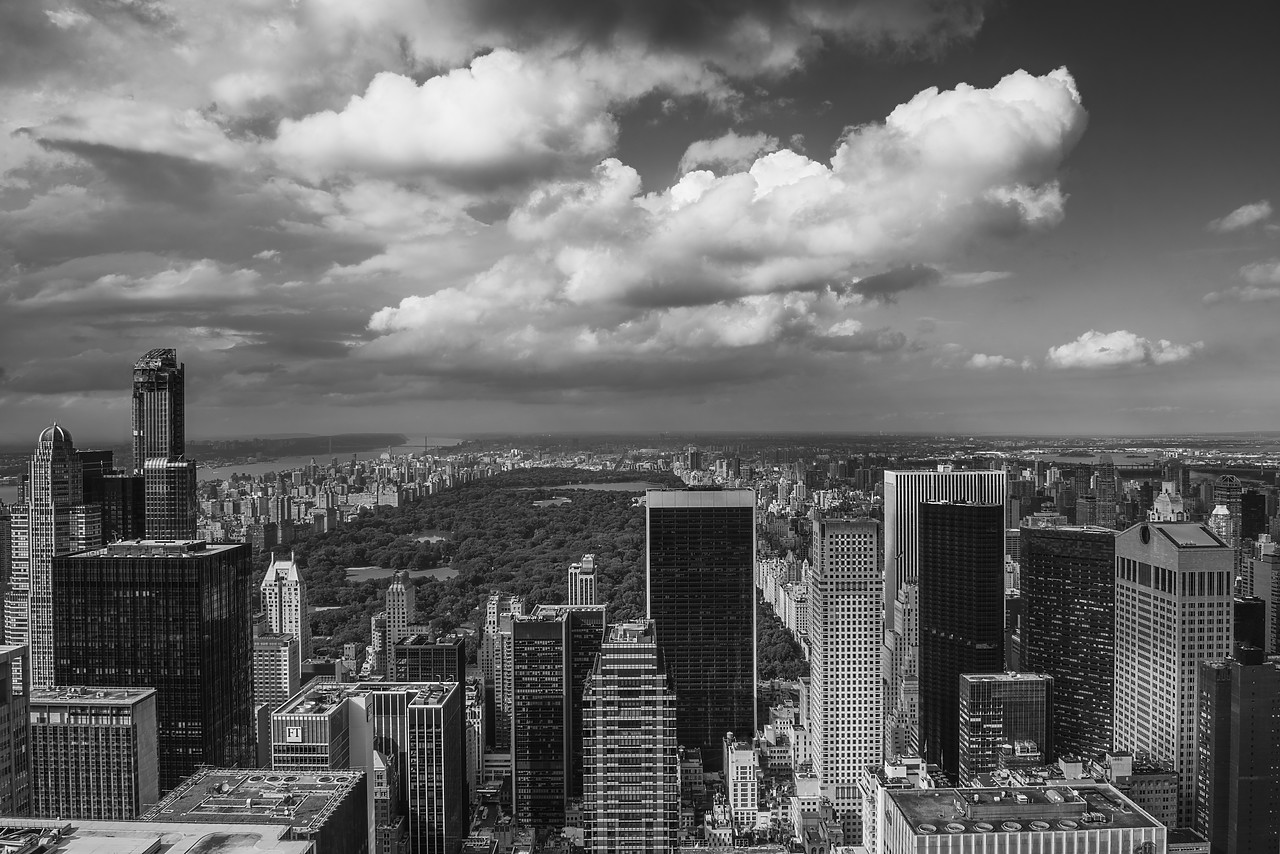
xmin=511 ymin=613 xmax=569 ymax=827
xmin=646 ymin=488 xmax=755 ymax=772
xmin=393 ymin=633 xmax=468 ymax=683
xmin=143 ymin=458 xmax=198 ymax=539
xmin=1019 ymin=525 xmax=1116 ymax=759
xmin=53 ymin=540 xmax=254 ymax=792
xmin=957 ymin=672 xmax=1054 ymax=784
xmin=131 ymin=348 xmax=185 ymax=471
xmin=918 ymin=501 xmax=1004 ymax=779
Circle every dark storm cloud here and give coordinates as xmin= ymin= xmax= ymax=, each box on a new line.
xmin=848 ymin=264 xmax=943 ymax=302
xmin=36 ymin=139 xmax=221 ymax=208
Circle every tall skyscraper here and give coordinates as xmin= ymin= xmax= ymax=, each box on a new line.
xmin=881 ymin=469 xmax=1006 ymax=755
xmin=131 ymin=348 xmax=185 ymax=471
xmin=511 ymin=612 xmax=568 ymax=828
xmin=384 ymin=571 xmax=416 ymax=659
xmin=1196 ymin=649 xmax=1280 ymax=854
xmin=0 ymin=645 xmax=31 ymax=816
xmin=5 ymin=424 xmax=101 ymax=690
xmin=568 ymin=553 xmax=597 ymax=607
xmin=53 ymin=539 xmax=255 ymax=791
xmin=1019 ymin=524 xmax=1116 ymax=759
xmin=917 ymin=501 xmax=1005 ymax=779
xmin=253 ymin=632 xmax=301 ymax=710
xmin=583 ymin=620 xmax=679 ymax=854
xmin=531 ymin=604 xmax=605 ymax=801
xmin=806 ymin=514 xmax=881 ymax=842
xmin=143 ymin=457 xmax=198 ymax=540
xmin=646 ymin=488 xmax=756 ymax=771
xmin=957 ymin=672 xmax=1053 ymax=785
xmin=480 ymin=592 xmax=524 ymax=751
xmin=1114 ymin=521 xmax=1234 ymax=827
xmin=1251 ymin=535 xmax=1280 ymax=653
xmin=261 ymin=552 xmax=312 ymax=663
xmin=30 ymin=686 xmax=159 ymax=820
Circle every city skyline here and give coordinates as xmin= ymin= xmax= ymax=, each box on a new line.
xmin=2 ymin=2 xmax=1278 ymax=441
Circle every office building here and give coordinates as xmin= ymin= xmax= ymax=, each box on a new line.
xmin=131 ymin=348 xmax=185 ymax=470
xmin=272 ymin=681 xmax=466 ymax=854
xmin=582 ymin=620 xmax=678 ymax=854
xmin=0 ymin=645 xmax=31 ymax=816
xmin=465 ymin=681 xmax=484 ymax=803
xmin=384 ymin=571 xmax=417 ymax=660
xmin=918 ymin=502 xmax=1005 ymax=779
xmin=882 ymin=469 xmax=1006 ymax=756
xmin=858 ymin=757 xmax=938 ymax=854
xmin=1251 ymin=534 xmax=1280 ymax=653
xmin=532 ymin=603 xmax=604 ymax=800
xmin=143 ymin=456 xmax=197 ymax=540
xmin=254 ymin=632 xmax=301 ymax=710
xmin=29 ymin=686 xmax=158 ymax=819
xmin=393 ymin=633 xmax=467 ymax=683
xmin=5 ymin=425 xmax=101 ymax=691
xmin=1114 ymin=521 xmax=1234 ymax=827
xmin=879 ymin=784 xmax=1165 ymax=853
xmin=1234 ymin=596 xmax=1265 ymax=652
xmin=0 ymin=818 xmax=317 ymax=853
xmin=480 ymin=593 xmax=524 ymax=751
xmin=724 ymin=734 xmax=759 ymax=833
xmin=646 ymin=488 xmax=756 ymax=771
xmin=1019 ymin=525 xmax=1116 ymax=759
xmin=957 ymin=673 xmax=1053 ymax=785
xmin=141 ymin=768 xmax=367 ymax=854
xmin=568 ymin=553 xmax=597 ymax=607
xmin=53 ymin=540 xmax=254 ymax=791
xmin=87 ymin=472 xmax=145 ymax=542
xmin=261 ymin=553 xmax=312 ymax=663
xmin=806 ymin=514 xmax=881 ymax=841
xmin=1196 ymin=650 xmax=1280 ymax=854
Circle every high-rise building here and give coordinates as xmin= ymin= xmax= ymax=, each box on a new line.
xmin=480 ymin=592 xmax=525 ymax=750
xmin=261 ymin=553 xmax=312 ymax=663
xmin=142 ymin=456 xmax=197 ymax=540
xmin=957 ymin=672 xmax=1053 ymax=785
xmin=582 ymin=620 xmax=679 ymax=854
xmin=5 ymin=424 xmax=101 ymax=690
xmin=724 ymin=734 xmax=759 ymax=833
xmin=806 ymin=514 xmax=881 ymax=842
xmin=1019 ymin=525 xmax=1116 ymax=759
xmin=532 ymin=604 xmax=605 ymax=802
xmin=254 ymin=632 xmax=301 ymax=710
xmin=465 ymin=680 xmax=485 ymax=804
xmin=384 ymin=571 xmax=416 ymax=658
xmin=53 ymin=539 xmax=255 ymax=792
xmin=30 ymin=686 xmax=159 ymax=820
xmin=1114 ymin=521 xmax=1234 ymax=827
xmin=568 ymin=553 xmax=597 ymax=607
xmin=1195 ymin=649 xmax=1280 ymax=854
xmin=0 ymin=645 xmax=31 ymax=816
xmin=131 ymin=348 xmax=185 ymax=471
xmin=393 ymin=633 xmax=466 ymax=683
xmin=86 ymin=471 xmax=145 ymax=542
xmin=917 ymin=501 xmax=1005 ymax=779
xmin=882 ymin=470 xmax=1006 ymax=756
xmin=646 ymin=488 xmax=756 ymax=771
xmin=1252 ymin=535 xmax=1280 ymax=654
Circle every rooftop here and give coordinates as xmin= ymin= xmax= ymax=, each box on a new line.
xmin=889 ymin=785 xmax=1160 ymax=836
xmin=961 ymin=672 xmax=1052 ymax=684
xmin=1145 ymin=522 xmax=1228 ymax=549
xmin=140 ymin=769 xmax=363 ymax=832
xmin=30 ymin=686 xmax=156 ymax=705
xmin=75 ymin=540 xmax=245 ymax=559
xmin=0 ymin=819 xmax=311 ymax=854
xmin=395 ymin=633 xmax=464 ymax=648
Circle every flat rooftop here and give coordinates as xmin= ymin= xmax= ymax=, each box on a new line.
xmin=0 ymin=818 xmax=312 ymax=854
xmin=1148 ymin=523 xmax=1228 ymax=549
xmin=277 ymin=681 xmax=457 ymax=716
xmin=30 ymin=686 xmax=155 ymax=705
xmin=73 ymin=540 xmax=244 ymax=558
xmin=395 ymin=633 xmax=463 ymax=648
xmin=140 ymin=769 xmax=362 ymax=832
xmin=889 ymin=785 xmax=1159 ymax=835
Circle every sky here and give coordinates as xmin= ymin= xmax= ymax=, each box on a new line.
xmin=2 ymin=0 xmax=1279 ymax=444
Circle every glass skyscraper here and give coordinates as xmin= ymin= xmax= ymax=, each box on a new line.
xmin=131 ymin=348 xmax=185 ymax=471
xmin=957 ymin=672 xmax=1054 ymax=784
xmin=646 ymin=488 xmax=755 ymax=772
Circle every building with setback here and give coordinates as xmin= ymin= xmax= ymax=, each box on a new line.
xmin=957 ymin=672 xmax=1053 ymax=785
xmin=582 ymin=621 xmax=679 ymax=854
xmin=1018 ymin=524 xmax=1116 ymax=759
xmin=1114 ymin=521 xmax=1235 ymax=827
xmin=132 ymin=349 xmax=197 ymax=540
xmin=568 ymin=554 xmax=597 ymax=606
xmin=917 ymin=501 xmax=1005 ymax=779
xmin=261 ymin=553 xmax=311 ymax=663
xmin=646 ymin=488 xmax=756 ymax=772
xmin=806 ymin=514 xmax=881 ymax=842
xmin=52 ymin=539 xmax=254 ymax=791
xmin=29 ymin=686 xmax=158 ymax=820
xmin=0 ymin=645 xmax=31 ymax=816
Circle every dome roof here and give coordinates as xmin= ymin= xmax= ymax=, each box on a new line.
xmin=37 ymin=422 xmax=73 ymax=445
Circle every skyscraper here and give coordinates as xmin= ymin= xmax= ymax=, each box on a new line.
xmin=253 ymin=632 xmax=301 ymax=710
xmin=583 ymin=620 xmax=679 ymax=854
xmin=53 ymin=539 xmax=254 ymax=791
xmin=957 ymin=672 xmax=1053 ymax=785
xmin=881 ymin=469 xmax=1006 ymax=755
xmin=568 ymin=553 xmax=597 ymax=607
xmin=384 ymin=571 xmax=416 ymax=659
xmin=261 ymin=552 xmax=312 ymax=663
xmin=917 ymin=501 xmax=1005 ymax=779
xmin=646 ymin=488 xmax=756 ymax=771
xmin=5 ymin=424 xmax=101 ymax=690
xmin=1114 ymin=521 xmax=1234 ymax=827
xmin=1019 ymin=524 xmax=1116 ymax=759
xmin=532 ymin=603 xmax=605 ymax=801
xmin=511 ymin=612 xmax=569 ymax=828
xmin=0 ymin=645 xmax=31 ymax=816
xmin=480 ymin=592 xmax=524 ymax=751
xmin=131 ymin=348 xmax=185 ymax=471
xmin=806 ymin=514 xmax=881 ymax=842
xmin=143 ymin=457 xmax=197 ymax=540
xmin=393 ymin=633 xmax=467 ymax=683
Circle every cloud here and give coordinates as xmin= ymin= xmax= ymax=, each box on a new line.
xmin=679 ymin=131 xmax=780 ymax=174
xmin=966 ymin=353 xmax=1025 ymax=370
xmin=941 ymin=270 xmax=1012 ymax=287
xmin=1240 ymin=259 xmax=1280 ymax=285
xmin=1045 ymin=329 xmax=1203 ymax=369
xmin=851 ymin=265 xmax=942 ymax=302
xmin=1203 ymin=258 xmax=1280 ymax=303
xmin=1207 ymin=200 xmax=1272 ymax=233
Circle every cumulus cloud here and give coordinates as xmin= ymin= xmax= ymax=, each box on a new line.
xmin=679 ymin=131 xmax=780 ymax=174
xmin=966 ymin=353 xmax=1024 ymax=369
xmin=1207 ymin=200 xmax=1272 ymax=233
xmin=1045 ymin=330 xmax=1203 ymax=369
xmin=1203 ymin=259 xmax=1280 ymax=304
xmin=1240 ymin=259 xmax=1280 ymax=285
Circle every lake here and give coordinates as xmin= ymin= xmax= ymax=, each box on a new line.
xmin=345 ymin=565 xmax=459 ymax=582
xmin=537 ymin=481 xmax=666 ymax=492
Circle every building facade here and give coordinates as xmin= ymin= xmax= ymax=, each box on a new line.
xmin=568 ymin=554 xmax=597 ymax=607
xmin=957 ymin=672 xmax=1053 ymax=785
xmin=142 ymin=457 xmax=197 ymax=540
xmin=646 ymin=488 xmax=756 ymax=772
xmin=261 ymin=553 xmax=312 ymax=664
xmin=29 ymin=686 xmax=158 ymax=819
xmin=393 ymin=633 xmax=467 ymax=683
xmin=130 ymin=348 xmax=185 ymax=471
xmin=254 ymin=633 xmax=301 ymax=711
xmin=0 ymin=645 xmax=31 ymax=816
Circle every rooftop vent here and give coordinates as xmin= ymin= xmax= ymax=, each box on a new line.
xmin=1001 ymin=821 xmax=1023 ymax=832
xmin=917 ymin=824 xmax=937 ymax=834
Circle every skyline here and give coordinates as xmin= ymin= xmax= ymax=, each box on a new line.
xmin=3 ymin=1 xmax=1279 ymax=441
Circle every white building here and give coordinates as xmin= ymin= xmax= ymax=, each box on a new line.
xmin=260 ymin=552 xmax=311 ymax=663
xmin=723 ymin=735 xmax=759 ymax=832
xmin=568 ymin=554 xmax=597 ymax=607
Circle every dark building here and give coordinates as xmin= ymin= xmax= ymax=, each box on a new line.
xmin=1235 ymin=596 xmax=1266 ymax=653
xmin=1019 ymin=524 xmax=1116 ymax=760
xmin=393 ymin=633 xmax=467 ymax=683
xmin=511 ymin=613 xmax=569 ymax=827
xmin=1242 ymin=489 xmax=1268 ymax=542
xmin=143 ymin=457 xmax=198 ymax=540
xmin=918 ymin=501 xmax=1005 ymax=778
xmin=131 ymin=348 xmax=185 ymax=471
xmin=646 ymin=488 xmax=756 ymax=772
xmin=82 ymin=470 xmax=145 ymax=543
xmin=53 ymin=539 xmax=255 ymax=791
xmin=957 ymin=672 xmax=1054 ymax=785
xmin=534 ymin=604 xmax=605 ymax=801
xmin=1196 ymin=651 xmax=1280 ymax=854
